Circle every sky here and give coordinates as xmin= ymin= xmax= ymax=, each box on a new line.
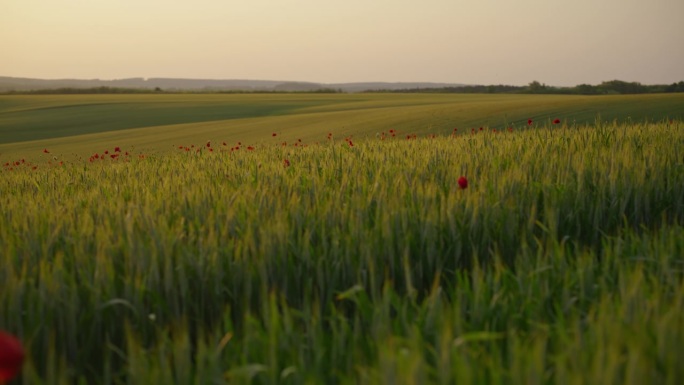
xmin=2 ymin=0 xmax=683 ymax=86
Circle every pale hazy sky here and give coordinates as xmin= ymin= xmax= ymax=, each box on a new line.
xmin=2 ymin=0 xmax=683 ymax=86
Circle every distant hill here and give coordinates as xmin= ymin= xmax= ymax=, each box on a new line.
xmin=0 ymin=76 xmax=466 ymax=93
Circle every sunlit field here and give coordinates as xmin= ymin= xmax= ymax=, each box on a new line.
xmin=1 ymin=94 xmax=684 ymax=384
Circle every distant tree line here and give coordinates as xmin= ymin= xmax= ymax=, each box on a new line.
xmin=372 ymin=80 xmax=684 ymax=95
xmin=3 ymin=81 xmax=683 ymax=95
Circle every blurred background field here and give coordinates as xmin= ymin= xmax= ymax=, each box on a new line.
xmin=1 ymin=93 xmax=682 ymax=162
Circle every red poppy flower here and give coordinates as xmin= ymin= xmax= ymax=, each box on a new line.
xmin=31 ymin=166 xmax=37 ymax=170
xmin=458 ymin=176 xmax=468 ymax=190
xmin=43 ymin=149 xmax=49 ymax=153
xmin=348 ymin=140 xmax=354 ymax=147
xmin=222 ymin=142 xmax=227 ymax=146
xmin=527 ymin=119 xmax=533 ymax=125
xmin=553 ymin=119 xmax=561 ymax=124
xmin=114 ymin=147 xmax=121 ymax=153
xmin=0 ymin=331 xmax=24 ymax=382
xmin=104 ymin=150 xmax=109 ymax=155
xmin=206 ymin=141 xmax=211 ymax=148
xmin=283 ymin=159 xmax=290 ymax=167
xmin=272 ymin=133 xmax=277 ymax=137
xmin=247 ymin=146 xmax=254 ymax=150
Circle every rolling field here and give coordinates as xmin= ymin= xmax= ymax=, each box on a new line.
xmin=1 ymin=93 xmax=682 ymax=162
xmin=1 ymin=93 xmax=684 ymax=384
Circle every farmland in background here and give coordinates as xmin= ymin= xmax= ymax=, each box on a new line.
xmin=1 ymin=93 xmax=682 ymax=160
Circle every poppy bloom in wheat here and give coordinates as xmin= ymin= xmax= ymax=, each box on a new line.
xmin=528 ymin=119 xmax=533 ymax=125
xmin=0 ymin=331 xmax=24 ymax=383
xmin=458 ymin=176 xmax=468 ymax=190
xmin=553 ymin=119 xmax=561 ymax=124
xmin=43 ymin=148 xmax=49 ymax=154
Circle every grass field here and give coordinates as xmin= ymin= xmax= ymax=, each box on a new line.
xmin=1 ymin=94 xmax=684 ymax=384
